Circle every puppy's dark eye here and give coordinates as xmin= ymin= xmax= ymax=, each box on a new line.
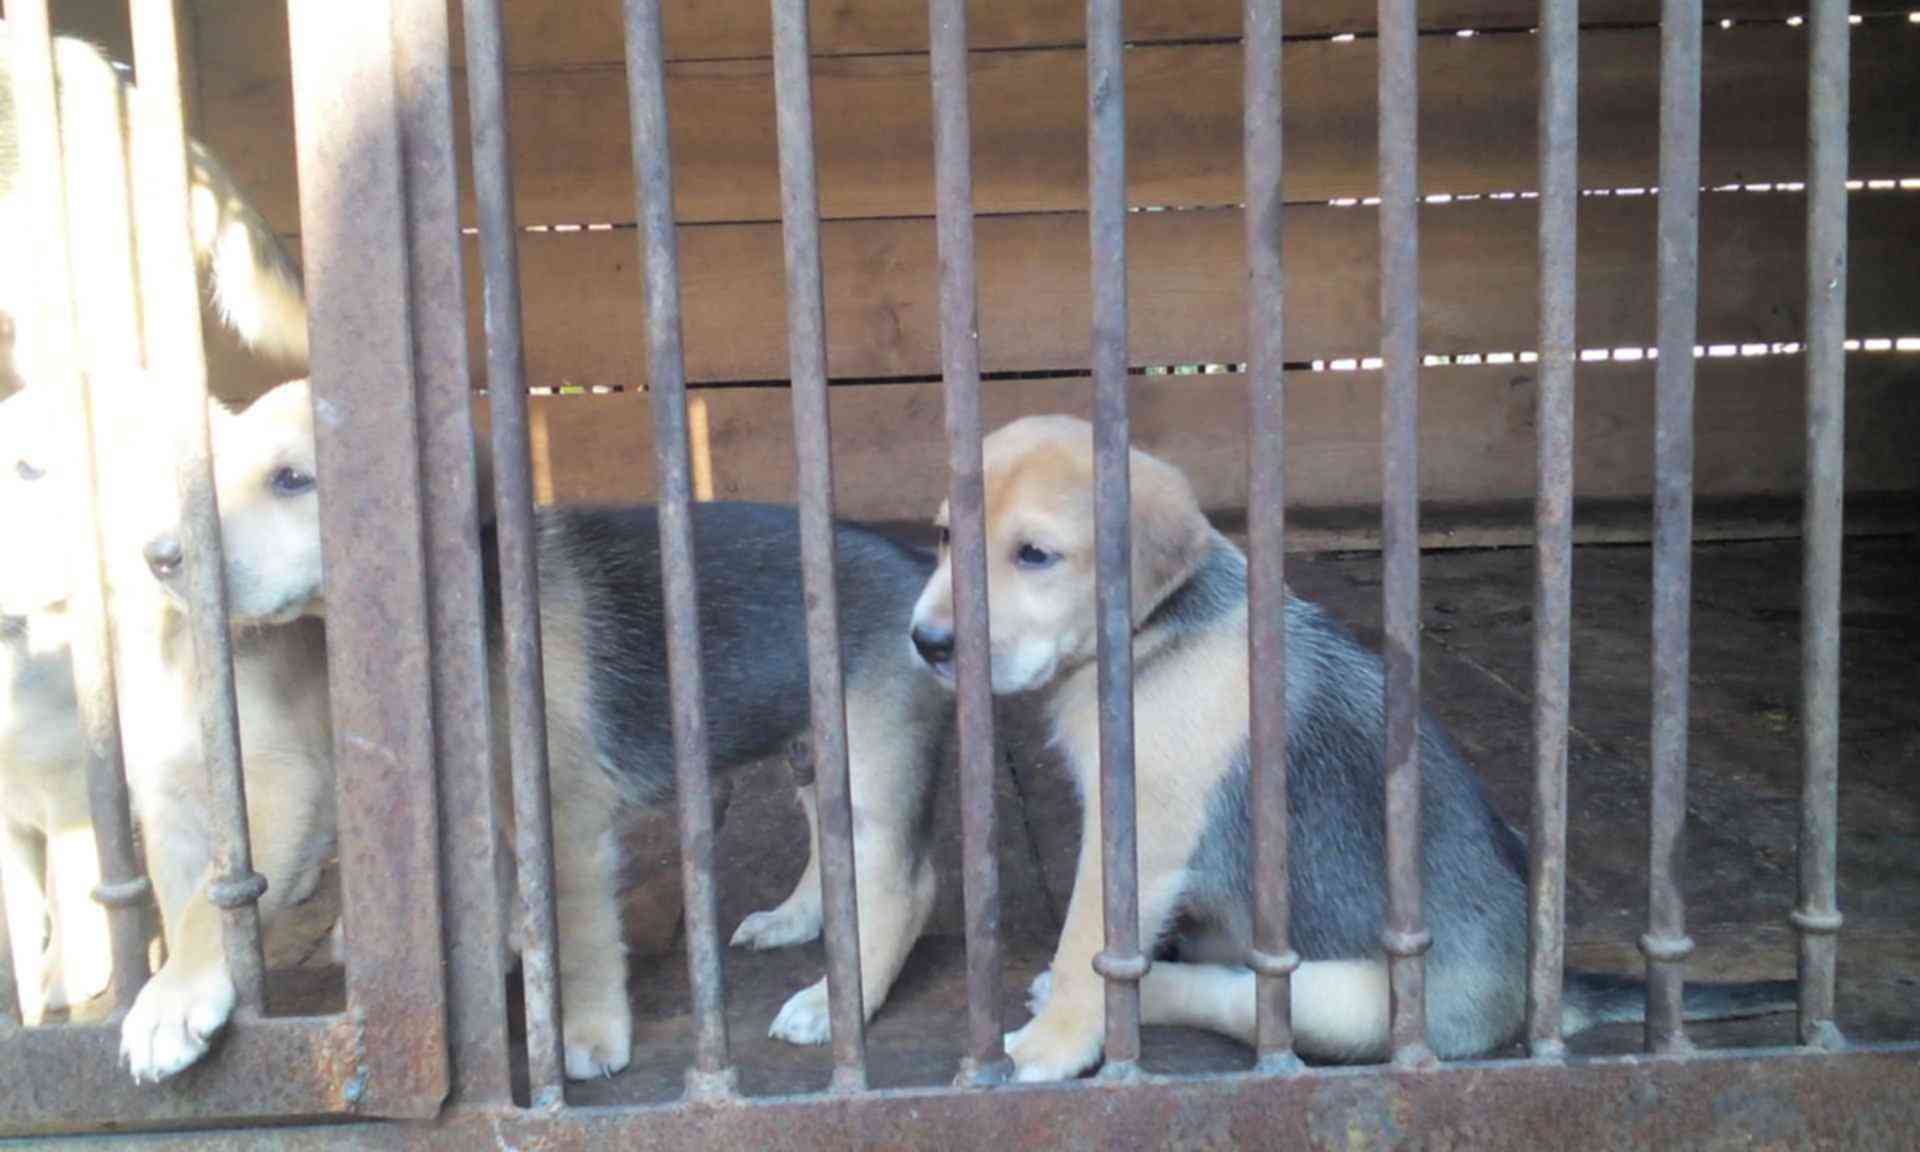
xmin=1014 ymin=542 xmax=1058 ymax=570
xmin=14 ymin=458 xmax=45 ymax=482
xmin=270 ymin=465 xmax=315 ymax=497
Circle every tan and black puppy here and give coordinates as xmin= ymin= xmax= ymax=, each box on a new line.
xmin=910 ymin=414 xmax=1792 ymax=1082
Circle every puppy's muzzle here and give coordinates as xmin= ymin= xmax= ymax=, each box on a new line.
xmin=910 ymin=623 xmax=955 ymax=670
xmin=144 ymin=534 xmax=184 ymax=581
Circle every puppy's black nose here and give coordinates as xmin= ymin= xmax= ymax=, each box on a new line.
xmin=912 ymin=623 xmax=955 ymax=667
xmin=144 ymin=535 xmax=183 ymax=579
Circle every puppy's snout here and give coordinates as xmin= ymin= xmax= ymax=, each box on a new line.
xmin=144 ymin=535 xmax=184 ymax=580
xmin=911 ymin=622 xmax=955 ymax=668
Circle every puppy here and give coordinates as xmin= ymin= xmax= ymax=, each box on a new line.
xmin=205 ymin=379 xmax=952 ymax=1080
xmin=909 ymin=415 xmax=1792 ymax=1081
xmin=0 ymin=383 xmax=334 ymax=1082
xmin=0 ymin=19 xmax=310 ymax=398
xmin=0 ymin=390 xmax=109 ymax=1025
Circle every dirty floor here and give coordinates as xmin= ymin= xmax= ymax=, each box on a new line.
xmin=252 ymin=534 xmax=1919 ymax=1105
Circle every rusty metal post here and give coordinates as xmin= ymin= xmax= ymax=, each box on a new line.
xmin=9 ymin=0 xmax=154 ymax=1013
xmin=769 ymin=0 xmax=870 ymax=1093
xmin=127 ymin=0 xmax=269 ymax=1015
xmin=396 ymin=0 xmax=513 ymax=1104
xmin=1377 ymin=0 xmax=1432 ymax=1068
xmin=1242 ymin=0 xmax=1300 ymax=1073
xmin=1795 ymin=0 xmax=1848 ymax=1053
xmin=1527 ymin=0 xmax=1578 ymax=1062
xmin=621 ymin=0 xmax=736 ymax=1098
xmin=928 ymin=0 xmax=1009 ymax=1088
xmin=286 ymin=0 xmax=451 ymax=1115
xmin=459 ymin=0 xmax=566 ymax=1105
xmin=1642 ymin=0 xmax=1702 ymax=1058
xmin=1086 ymin=0 xmax=1148 ymax=1079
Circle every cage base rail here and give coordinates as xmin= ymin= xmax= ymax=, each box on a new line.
xmin=26 ymin=1042 xmax=1918 ymax=1147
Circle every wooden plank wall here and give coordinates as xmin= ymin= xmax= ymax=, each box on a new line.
xmin=48 ymin=0 xmax=1920 ymax=528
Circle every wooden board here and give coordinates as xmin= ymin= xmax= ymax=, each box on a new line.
xmin=183 ymin=1 xmax=1920 ymax=77
xmin=474 ymin=356 xmax=1920 ymax=523
xmin=459 ymin=194 xmax=1920 ymax=390
xmin=194 ymin=21 xmax=1920 ymax=234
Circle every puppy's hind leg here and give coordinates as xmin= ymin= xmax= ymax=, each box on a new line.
xmin=731 ymin=778 xmax=823 ymax=951
xmin=768 ymin=682 xmax=940 ymax=1047
xmin=1130 ymin=958 xmax=1390 ymax=1064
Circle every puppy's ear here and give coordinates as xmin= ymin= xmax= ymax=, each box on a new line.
xmin=1128 ymin=448 xmax=1210 ymax=623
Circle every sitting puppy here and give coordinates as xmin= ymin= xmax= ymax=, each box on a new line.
xmin=0 ymin=384 xmax=334 ymax=1082
xmin=203 ymin=379 xmax=953 ymax=1080
xmin=908 ymin=414 xmax=1792 ymax=1082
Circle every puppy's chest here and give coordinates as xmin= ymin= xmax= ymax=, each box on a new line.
xmin=0 ymin=644 xmax=85 ymax=796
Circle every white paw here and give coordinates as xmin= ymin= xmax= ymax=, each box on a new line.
xmin=768 ymin=978 xmax=832 ymax=1046
xmin=1026 ymin=969 xmax=1054 ymax=1017
xmin=730 ymin=903 xmax=821 ymax=951
xmin=1004 ymin=1006 xmax=1104 ymax=1083
xmin=120 ymin=964 xmax=236 ymax=1083
xmin=562 ymin=1007 xmax=633 ymax=1080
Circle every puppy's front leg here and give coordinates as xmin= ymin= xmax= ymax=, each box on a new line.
xmin=1 ymin=822 xmax=50 ymax=1025
xmin=731 ymin=782 xmax=823 ymax=951
xmin=550 ymin=780 xmax=631 ymax=1080
xmin=1003 ymin=798 xmax=1109 ymax=1081
xmin=43 ymin=819 xmax=111 ymax=1014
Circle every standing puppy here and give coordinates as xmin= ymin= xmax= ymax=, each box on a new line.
xmin=204 ymin=380 xmax=953 ymax=1080
xmin=909 ymin=415 xmax=1791 ymax=1081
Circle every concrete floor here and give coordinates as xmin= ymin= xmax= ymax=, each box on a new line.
xmin=258 ymin=534 xmax=1920 ymax=1105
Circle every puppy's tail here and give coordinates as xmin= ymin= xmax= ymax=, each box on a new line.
xmin=187 ymin=142 xmax=308 ymax=366
xmin=1562 ymin=971 xmax=1797 ymax=1035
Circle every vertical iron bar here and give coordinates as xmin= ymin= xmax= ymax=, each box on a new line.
xmin=1642 ymin=0 xmax=1702 ymax=1058
xmin=1243 ymin=0 xmax=1300 ymax=1072
xmin=10 ymin=0 xmax=153 ymax=1012
xmin=1377 ymin=0 xmax=1432 ymax=1068
xmin=458 ymin=0 xmax=565 ymax=1105
xmin=1795 ymin=0 xmax=1848 ymax=1052
xmin=1086 ymin=0 xmax=1147 ymax=1078
xmin=127 ymin=0 xmax=268 ymax=1015
xmin=928 ymin=0 xmax=1009 ymax=1088
xmin=396 ymin=0 xmax=513 ymax=1104
xmin=621 ymin=0 xmax=735 ymax=1097
xmin=769 ymin=0 xmax=869 ymax=1093
xmin=286 ymin=0 xmax=451 ymax=1114
xmin=1528 ymin=0 xmax=1578 ymax=1061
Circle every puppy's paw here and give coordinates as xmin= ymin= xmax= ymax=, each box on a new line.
xmin=120 ymin=964 xmax=236 ymax=1083
xmin=1005 ymin=1005 xmax=1104 ymax=1083
xmin=768 ymin=978 xmax=832 ymax=1046
xmin=1025 ymin=969 xmax=1054 ymax=1017
xmin=562 ymin=1008 xmax=633 ymax=1080
xmin=730 ymin=903 xmax=821 ymax=951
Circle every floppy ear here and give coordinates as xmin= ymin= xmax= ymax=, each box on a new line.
xmin=1127 ymin=448 xmax=1211 ymax=623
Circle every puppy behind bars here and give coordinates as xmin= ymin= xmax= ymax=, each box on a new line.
xmin=907 ymin=414 xmax=1794 ymax=1082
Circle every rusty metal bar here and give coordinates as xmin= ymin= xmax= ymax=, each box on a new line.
xmin=928 ymin=0 xmax=1008 ymax=1088
xmin=1795 ymin=0 xmax=1848 ymax=1053
xmin=459 ymin=0 xmax=565 ymax=1104
xmin=1086 ymin=0 xmax=1147 ymax=1078
xmin=71 ymin=1044 xmax=1920 ymax=1151
xmin=1527 ymin=0 xmax=1578 ymax=1061
xmin=1642 ymin=0 xmax=1702 ymax=1058
xmin=1377 ymin=0 xmax=1432 ymax=1068
xmin=286 ymin=0 xmax=450 ymax=1115
xmin=9 ymin=0 xmax=153 ymax=1012
xmin=769 ymin=0 xmax=869 ymax=1093
xmin=1242 ymin=0 xmax=1299 ymax=1073
xmin=395 ymin=0 xmax=513 ymax=1104
xmin=0 ymin=1015 xmax=365 ymax=1138
xmin=621 ymin=0 xmax=735 ymax=1097
xmin=127 ymin=0 xmax=268 ymax=1014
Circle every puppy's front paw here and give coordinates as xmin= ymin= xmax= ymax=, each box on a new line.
xmin=768 ymin=978 xmax=831 ymax=1046
xmin=562 ymin=1006 xmax=633 ymax=1080
xmin=120 ymin=964 xmax=236 ymax=1083
xmin=1005 ymin=1004 xmax=1104 ymax=1083
xmin=1025 ymin=969 xmax=1054 ymax=1017
xmin=730 ymin=902 xmax=821 ymax=951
